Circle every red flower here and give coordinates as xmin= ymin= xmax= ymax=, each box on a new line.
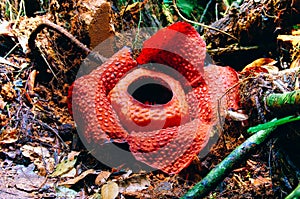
xmin=70 ymin=22 xmax=239 ymax=174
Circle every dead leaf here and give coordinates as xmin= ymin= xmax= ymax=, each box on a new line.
xmin=50 ymin=158 xmax=77 ymax=177
xmin=27 ymin=70 xmax=37 ymax=95
xmin=249 ymin=176 xmax=271 ymax=187
xmin=278 ymin=35 xmax=300 ymax=46
xmin=292 ymin=29 xmax=300 ymax=35
xmin=21 ymin=144 xmax=55 ymax=176
xmin=0 ymin=127 xmax=18 ymax=144
xmin=0 ymin=113 xmax=8 ymax=127
xmin=0 ymin=97 xmax=7 ymax=110
xmin=290 ymin=56 xmax=300 ymax=68
xmin=120 ymin=2 xmax=144 ymax=15
xmin=0 ymin=20 xmax=15 ymax=37
xmin=59 ymin=169 xmax=97 ymax=187
xmin=118 ymin=174 xmax=150 ymax=193
xmin=0 ymin=163 xmax=55 ymax=198
xmin=67 ymin=151 xmax=80 ymax=160
xmin=15 ymin=164 xmax=49 ymax=192
xmin=61 ymin=168 xmax=77 ymax=178
xmin=89 ymin=192 xmax=102 ymax=199
xmin=95 ymin=171 xmax=111 ymax=186
xmin=55 ymin=186 xmax=79 ymax=199
xmin=101 ymin=181 xmax=119 ymax=199
xmin=241 ymin=58 xmax=278 ymax=76
xmin=1 ymin=82 xmax=17 ymax=102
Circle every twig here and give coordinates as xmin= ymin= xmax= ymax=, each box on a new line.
xmin=172 ymin=0 xmax=238 ymax=41
xmin=37 ymin=120 xmax=69 ymax=150
xmin=37 ymin=45 xmax=58 ymax=80
xmin=28 ymin=19 xmax=107 ymax=64
xmin=199 ymin=0 xmax=212 ymax=23
xmin=133 ymin=3 xmax=143 ymax=49
xmin=207 ymin=45 xmax=259 ymax=54
xmin=4 ymin=43 xmax=21 ymax=58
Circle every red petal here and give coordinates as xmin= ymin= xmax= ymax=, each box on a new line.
xmin=71 ymin=47 xmax=137 ymax=143
xmin=136 ymin=22 xmax=206 ymax=86
xmin=127 ymin=119 xmax=212 ymax=174
xmin=204 ymin=65 xmax=240 ymax=113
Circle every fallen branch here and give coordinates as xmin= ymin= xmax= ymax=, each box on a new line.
xmin=28 ymin=19 xmax=107 ymax=64
xmin=181 ymin=125 xmax=276 ymax=199
xmin=181 ymin=114 xmax=300 ymax=198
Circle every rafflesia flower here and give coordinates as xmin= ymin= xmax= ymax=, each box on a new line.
xmin=70 ymin=22 xmax=239 ymax=174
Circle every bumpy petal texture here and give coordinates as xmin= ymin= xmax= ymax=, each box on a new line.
xmin=204 ymin=65 xmax=240 ymax=116
xmin=71 ymin=47 xmax=137 ymax=143
xmin=136 ymin=21 xmax=206 ymax=87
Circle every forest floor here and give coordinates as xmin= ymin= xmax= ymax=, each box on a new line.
xmin=0 ymin=0 xmax=299 ymax=198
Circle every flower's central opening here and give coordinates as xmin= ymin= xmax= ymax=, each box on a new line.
xmin=127 ymin=76 xmax=173 ymax=105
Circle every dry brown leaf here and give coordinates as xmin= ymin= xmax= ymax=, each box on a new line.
xmin=278 ymin=35 xmax=300 ymax=46
xmin=101 ymin=181 xmax=119 ymax=199
xmin=59 ymin=169 xmax=97 ymax=187
xmin=95 ymin=171 xmax=111 ymax=186
xmin=0 ymin=97 xmax=7 ymax=110
xmin=27 ymin=70 xmax=37 ymax=95
xmin=120 ymin=2 xmax=144 ymax=16
xmin=292 ymin=29 xmax=300 ymax=35
xmin=14 ymin=164 xmax=51 ymax=192
xmin=118 ymin=174 xmax=150 ymax=193
xmin=0 ymin=127 xmax=18 ymax=144
xmin=60 ymin=168 xmax=77 ymax=178
xmin=241 ymin=58 xmax=278 ymax=76
xmin=0 ymin=20 xmax=15 ymax=37
xmin=0 ymin=113 xmax=7 ymax=127
xmin=21 ymin=144 xmax=55 ymax=176
xmin=67 ymin=151 xmax=81 ymax=161
xmin=249 ymin=176 xmax=271 ymax=187
xmin=1 ymin=82 xmax=16 ymax=102
xmin=290 ymin=56 xmax=300 ymax=69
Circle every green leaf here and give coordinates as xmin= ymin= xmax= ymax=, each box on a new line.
xmin=177 ymin=0 xmax=194 ymax=16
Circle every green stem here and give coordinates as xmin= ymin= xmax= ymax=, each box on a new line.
xmin=247 ymin=115 xmax=300 ymax=134
xmin=265 ymin=90 xmax=300 ymax=112
xmin=285 ymin=183 xmax=300 ymax=199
